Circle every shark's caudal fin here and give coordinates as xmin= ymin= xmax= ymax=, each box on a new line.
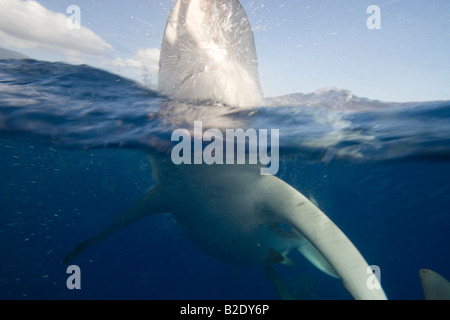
xmin=265 ymin=265 xmax=296 ymax=300
xmin=420 ymin=269 xmax=450 ymax=300
xmin=158 ymin=0 xmax=265 ymax=108
xmin=62 ymin=186 xmax=168 ymax=264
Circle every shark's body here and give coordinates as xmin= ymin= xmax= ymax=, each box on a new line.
xmin=65 ymin=154 xmax=386 ymax=300
xmin=64 ymin=0 xmax=387 ymax=300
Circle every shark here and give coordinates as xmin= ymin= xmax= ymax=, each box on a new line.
xmin=63 ymin=0 xmax=387 ymax=300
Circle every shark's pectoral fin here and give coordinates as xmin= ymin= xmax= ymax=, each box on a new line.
xmin=297 ymin=242 xmax=339 ymax=278
xmin=260 ymin=176 xmax=387 ymax=300
xmin=63 ymin=186 xmax=168 ymax=264
xmin=284 ymin=201 xmax=386 ymax=300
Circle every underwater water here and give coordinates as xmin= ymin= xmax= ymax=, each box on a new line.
xmin=0 ymin=59 xmax=449 ymax=300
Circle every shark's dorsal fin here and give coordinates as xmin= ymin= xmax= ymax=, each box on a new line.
xmin=63 ymin=185 xmax=168 ymax=264
xmin=420 ymin=269 xmax=450 ymax=300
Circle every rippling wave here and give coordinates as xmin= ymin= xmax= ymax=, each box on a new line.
xmin=1 ymin=59 xmax=449 ymax=163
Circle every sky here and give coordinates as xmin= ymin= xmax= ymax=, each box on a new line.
xmin=0 ymin=0 xmax=449 ymax=102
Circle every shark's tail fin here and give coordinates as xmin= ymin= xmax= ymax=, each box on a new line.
xmin=62 ymin=186 xmax=167 ymax=264
xmin=265 ymin=265 xmax=296 ymax=300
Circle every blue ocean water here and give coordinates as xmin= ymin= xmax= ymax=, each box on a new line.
xmin=0 ymin=59 xmax=449 ymax=300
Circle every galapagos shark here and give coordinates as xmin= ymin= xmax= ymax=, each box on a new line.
xmin=64 ymin=0 xmax=387 ymax=300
